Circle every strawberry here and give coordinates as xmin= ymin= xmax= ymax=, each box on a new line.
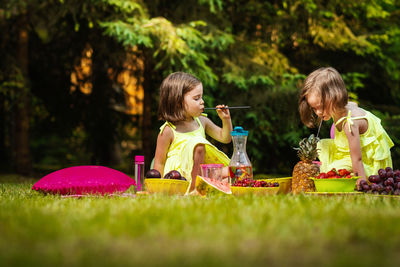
xmin=345 ymin=175 xmax=352 ymax=178
xmin=338 ymin=169 xmax=351 ymax=177
xmin=319 ymin=173 xmax=328 ymax=179
xmin=327 ymin=170 xmax=337 ymax=177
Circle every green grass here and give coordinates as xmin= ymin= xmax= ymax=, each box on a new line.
xmin=1 ymin=174 xmax=400 ymax=267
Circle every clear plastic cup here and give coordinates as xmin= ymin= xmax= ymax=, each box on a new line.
xmin=200 ymin=164 xmax=223 ymax=181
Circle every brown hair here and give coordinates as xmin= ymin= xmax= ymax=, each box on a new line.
xmin=158 ymin=72 xmax=202 ymax=123
xmin=299 ymin=67 xmax=348 ymax=128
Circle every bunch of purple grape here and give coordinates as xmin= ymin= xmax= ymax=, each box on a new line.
xmin=359 ymin=167 xmax=400 ymax=195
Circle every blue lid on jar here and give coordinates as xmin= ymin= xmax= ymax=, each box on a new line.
xmin=231 ymin=126 xmax=248 ymax=136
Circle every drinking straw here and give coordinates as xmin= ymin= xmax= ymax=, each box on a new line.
xmin=316 ymin=120 xmax=323 ymax=139
xmin=204 ymin=106 xmax=251 ymax=110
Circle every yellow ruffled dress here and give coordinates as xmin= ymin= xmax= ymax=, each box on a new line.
xmin=160 ymin=116 xmax=230 ymax=183
xmin=318 ymin=110 xmax=394 ymax=177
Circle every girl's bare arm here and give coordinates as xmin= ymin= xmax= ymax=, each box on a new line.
xmin=201 ymin=105 xmax=232 ymax=143
xmin=153 ymin=126 xmax=174 ymax=177
xmin=344 ymin=120 xmax=367 ymax=189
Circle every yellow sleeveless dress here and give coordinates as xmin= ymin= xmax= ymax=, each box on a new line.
xmin=160 ymin=116 xmax=230 ymax=183
xmin=317 ymin=110 xmax=394 ymax=177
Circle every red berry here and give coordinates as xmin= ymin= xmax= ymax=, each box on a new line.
xmin=338 ymin=169 xmax=350 ymax=177
xmin=327 ymin=171 xmax=336 ymax=177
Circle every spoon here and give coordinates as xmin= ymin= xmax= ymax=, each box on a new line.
xmin=204 ymin=106 xmax=251 ymax=110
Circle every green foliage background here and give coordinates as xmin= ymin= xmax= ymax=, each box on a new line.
xmin=1 ymin=0 xmax=400 ymax=175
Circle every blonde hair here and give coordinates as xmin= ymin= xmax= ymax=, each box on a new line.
xmin=299 ymin=67 xmax=348 ymax=128
xmin=158 ymin=72 xmax=201 ymax=123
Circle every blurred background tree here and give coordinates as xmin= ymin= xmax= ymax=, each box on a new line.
xmin=1 ymin=0 xmax=399 ymax=176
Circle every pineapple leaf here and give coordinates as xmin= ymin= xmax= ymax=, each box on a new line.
xmin=293 ymin=134 xmax=320 ymax=162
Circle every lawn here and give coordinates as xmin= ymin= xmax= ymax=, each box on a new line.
xmin=1 ymin=174 xmax=400 ymax=267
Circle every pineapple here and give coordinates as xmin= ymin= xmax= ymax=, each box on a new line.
xmin=292 ymin=134 xmax=320 ymax=194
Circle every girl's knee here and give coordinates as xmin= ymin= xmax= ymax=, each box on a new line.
xmin=193 ymin=144 xmax=205 ymax=157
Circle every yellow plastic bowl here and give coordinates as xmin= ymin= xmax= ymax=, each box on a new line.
xmin=260 ymin=177 xmax=292 ymax=194
xmin=231 ymin=186 xmax=279 ymax=196
xmin=144 ymin=178 xmax=189 ymax=195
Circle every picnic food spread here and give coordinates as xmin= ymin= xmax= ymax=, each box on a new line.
xmin=140 ymin=130 xmax=397 ymax=197
xmin=31 ymin=129 xmax=396 ymax=197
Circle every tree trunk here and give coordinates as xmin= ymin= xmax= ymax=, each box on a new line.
xmin=0 ymin=94 xmax=5 ymax=165
xmin=14 ymin=14 xmax=32 ymax=175
xmin=89 ymin=42 xmax=122 ymax=166
xmin=142 ymin=50 xmax=155 ymax=170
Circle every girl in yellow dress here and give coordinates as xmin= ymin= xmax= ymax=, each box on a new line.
xmin=153 ymin=72 xmax=232 ymax=192
xmin=299 ymin=67 xmax=394 ymax=189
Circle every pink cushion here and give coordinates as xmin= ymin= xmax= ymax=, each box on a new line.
xmin=32 ymin=166 xmax=135 ymax=195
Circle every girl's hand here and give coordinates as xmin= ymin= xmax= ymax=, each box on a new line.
xmin=356 ymin=177 xmax=367 ymax=191
xmin=216 ymin=105 xmax=231 ymax=120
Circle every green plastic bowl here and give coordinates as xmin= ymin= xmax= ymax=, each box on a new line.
xmin=311 ymin=177 xmax=359 ymax=192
